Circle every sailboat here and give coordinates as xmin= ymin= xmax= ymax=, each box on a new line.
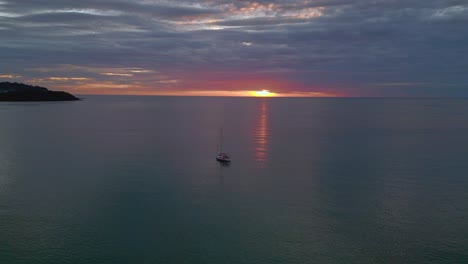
xmin=216 ymin=127 xmax=231 ymax=162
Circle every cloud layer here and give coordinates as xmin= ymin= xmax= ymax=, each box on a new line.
xmin=1 ymin=0 xmax=467 ymax=96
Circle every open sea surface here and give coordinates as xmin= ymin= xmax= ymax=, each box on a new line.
xmin=1 ymin=96 xmax=468 ymax=263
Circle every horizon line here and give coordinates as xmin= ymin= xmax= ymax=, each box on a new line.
xmin=74 ymin=93 xmax=468 ymax=99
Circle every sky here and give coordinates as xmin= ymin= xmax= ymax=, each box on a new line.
xmin=0 ymin=0 xmax=467 ymax=97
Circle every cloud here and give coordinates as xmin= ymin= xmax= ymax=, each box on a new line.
xmin=0 ymin=74 xmax=22 ymax=79
xmin=0 ymin=0 xmax=467 ymax=96
xmin=48 ymin=77 xmax=91 ymax=81
xmin=101 ymin=73 xmax=134 ymax=77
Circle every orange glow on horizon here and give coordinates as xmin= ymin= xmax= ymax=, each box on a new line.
xmin=27 ymin=69 xmax=342 ymax=97
xmin=249 ymin=90 xmax=277 ymax=97
xmin=68 ymin=89 xmax=338 ymax=97
xmin=66 ymin=89 xmax=339 ymax=97
xmin=37 ymin=80 xmax=339 ymax=97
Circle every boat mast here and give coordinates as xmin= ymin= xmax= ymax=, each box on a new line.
xmin=219 ymin=127 xmax=223 ymax=153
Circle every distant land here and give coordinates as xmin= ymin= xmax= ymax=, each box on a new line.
xmin=0 ymin=82 xmax=79 ymax=101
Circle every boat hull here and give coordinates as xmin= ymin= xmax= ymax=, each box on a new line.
xmin=216 ymin=157 xmax=231 ymax=162
xmin=216 ymin=153 xmax=231 ymax=162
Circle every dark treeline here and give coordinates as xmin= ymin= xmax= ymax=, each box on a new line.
xmin=0 ymin=82 xmax=79 ymax=101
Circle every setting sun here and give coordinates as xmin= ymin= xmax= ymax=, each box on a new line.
xmin=249 ymin=90 xmax=277 ymax=97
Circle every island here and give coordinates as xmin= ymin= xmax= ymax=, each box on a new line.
xmin=0 ymin=82 xmax=79 ymax=101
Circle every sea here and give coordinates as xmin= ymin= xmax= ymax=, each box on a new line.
xmin=1 ymin=96 xmax=468 ymax=264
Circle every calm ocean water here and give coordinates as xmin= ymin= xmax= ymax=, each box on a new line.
xmin=1 ymin=96 xmax=468 ymax=264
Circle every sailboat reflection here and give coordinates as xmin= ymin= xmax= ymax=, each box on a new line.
xmin=254 ymin=99 xmax=269 ymax=166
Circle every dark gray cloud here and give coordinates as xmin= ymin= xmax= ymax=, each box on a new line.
xmin=0 ymin=0 xmax=467 ymax=96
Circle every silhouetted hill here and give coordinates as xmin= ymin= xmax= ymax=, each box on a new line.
xmin=0 ymin=82 xmax=79 ymax=101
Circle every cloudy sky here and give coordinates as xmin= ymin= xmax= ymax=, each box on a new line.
xmin=1 ymin=0 xmax=467 ymax=96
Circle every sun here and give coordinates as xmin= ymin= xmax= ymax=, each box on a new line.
xmin=249 ymin=90 xmax=277 ymax=97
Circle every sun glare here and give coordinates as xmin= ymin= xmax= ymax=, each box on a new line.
xmin=249 ymin=90 xmax=276 ymax=97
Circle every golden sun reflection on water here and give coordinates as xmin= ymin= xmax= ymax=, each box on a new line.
xmin=254 ymin=100 xmax=269 ymax=166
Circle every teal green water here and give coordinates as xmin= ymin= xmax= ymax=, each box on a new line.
xmin=1 ymin=97 xmax=468 ymax=263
